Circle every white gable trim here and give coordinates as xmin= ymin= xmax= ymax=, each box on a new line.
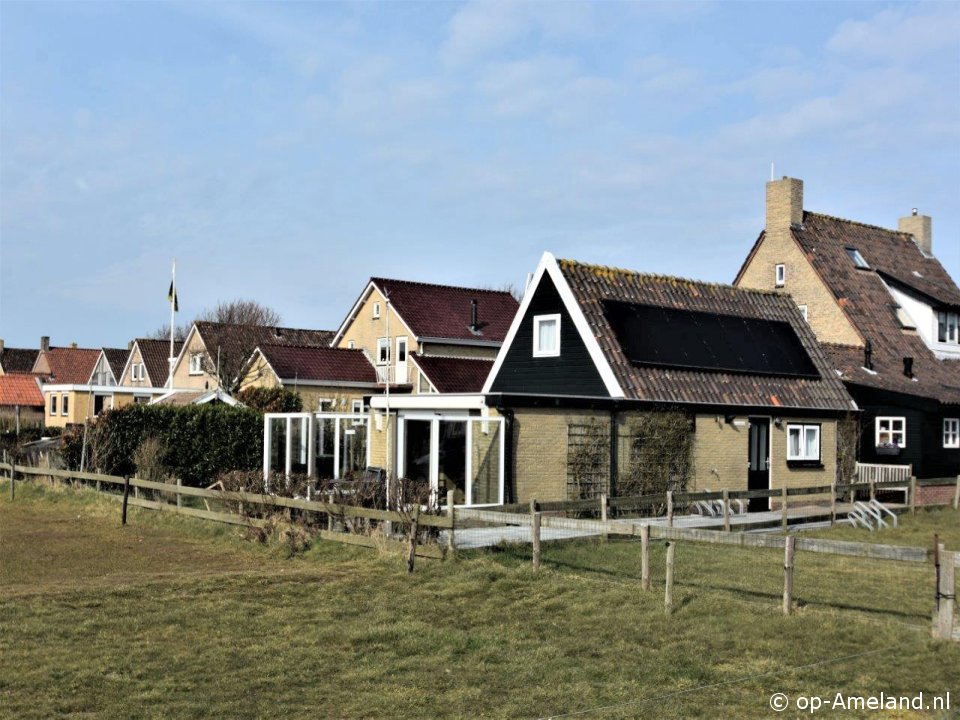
xmin=170 ymin=324 xmax=204 ymax=386
xmin=481 ymin=252 xmax=624 ymax=398
xmin=118 ymin=342 xmax=143 ymax=386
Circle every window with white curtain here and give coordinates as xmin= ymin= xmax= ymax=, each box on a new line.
xmin=786 ymin=424 xmax=820 ymax=461
xmin=875 ymin=417 xmax=906 ymax=447
xmin=533 ymin=314 xmax=561 ymax=357
xmin=944 ymin=418 xmax=959 ymax=449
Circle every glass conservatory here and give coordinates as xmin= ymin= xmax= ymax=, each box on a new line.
xmin=263 ymin=412 xmax=370 ymax=481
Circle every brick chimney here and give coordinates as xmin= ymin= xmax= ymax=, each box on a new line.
xmin=898 ymin=208 xmax=932 ymax=256
xmin=766 ymin=176 xmax=804 ymax=233
xmin=40 ymin=335 xmax=50 ymax=352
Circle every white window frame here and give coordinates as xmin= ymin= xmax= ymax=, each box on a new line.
xmin=786 ymin=423 xmax=820 ymax=462
xmin=875 ymin=416 xmax=906 ymax=447
xmin=372 ymin=302 xmax=381 ymax=319
xmin=775 ymin=264 xmax=785 ymax=287
xmin=944 ymin=418 xmax=960 ymax=449
xmin=937 ymin=311 xmax=959 ymax=345
xmin=49 ymin=394 xmax=58 ymax=416
xmin=798 ymin=305 xmax=808 ymax=322
xmin=61 ymin=393 xmax=69 ymax=416
xmin=845 ymin=247 xmax=869 ymax=269
xmin=376 ymin=337 xmax=390 ymax=365
xmin=347 ymin=340 xmax=355 ymax=349
xmin=533 ymin=314 xmax=561 ymax=358
xmin=189 ymin=353 xmax=203 ymax=375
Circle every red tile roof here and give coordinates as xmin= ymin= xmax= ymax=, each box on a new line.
xmin=558 ymin=259 xmax=856 ymax=412
xmin=257 ymin=344 xmax=377 ymax=384
xmin=767 ymin=212 xmax=960 ymax=404
xmin=39 ymin=347 xmax=101 ymax=385
xmin=0 ymin=374 xmax=44 ymax=407
xmin=370 ymin=278 xmax=519 ymax=344
xmin=410 ymin=354 xmax=493 ymax=393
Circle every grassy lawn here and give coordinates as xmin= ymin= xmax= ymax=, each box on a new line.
xmin=1 ymin=482 xmax=958 ymax=719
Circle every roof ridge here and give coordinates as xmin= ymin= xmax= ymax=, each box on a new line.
xmin=260 ymin=343 xmax=358 ymax=352
xmin=805 ymin=211 xmax=909 ymax=237
xmin=371 ymin=276 xmax=516 ymax=297
xmin=195 ymin=320 xmax=333 ymax=333
xmin=557 ymin=258 xmax=785 ymax=298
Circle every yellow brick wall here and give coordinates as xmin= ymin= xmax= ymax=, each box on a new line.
xmin=119 ymin=345 xmax=152 ymax=388
xmin=170 ymin=330 xmax=213 ymax=390
xmin=337 ymin=287 xmax=420 ymax=387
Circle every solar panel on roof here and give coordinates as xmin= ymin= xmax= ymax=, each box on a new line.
xmin=603 ymin=300 xmax=821 ymax=379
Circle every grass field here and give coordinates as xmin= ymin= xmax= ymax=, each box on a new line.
xmin=1 ymin=481 xmax=958 ymax=719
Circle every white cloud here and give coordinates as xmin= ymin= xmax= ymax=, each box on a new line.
xmin=828 ymin=5 xmax=960 ymax=61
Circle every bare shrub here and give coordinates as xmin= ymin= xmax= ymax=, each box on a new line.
xmin=836 ymin=412 xmax=862 ymax=486
xmin=243 ymin=514 xmax=312 ymax=557
xmin=567 ymin=420 xmax=609 ymax=500
xmin=619 ymin=411 xmax=694 ymax=500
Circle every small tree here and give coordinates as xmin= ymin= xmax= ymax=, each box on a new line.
xmin=198 ymin=299 xmax=281 ymax=327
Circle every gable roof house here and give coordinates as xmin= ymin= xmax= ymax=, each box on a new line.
xmin=332 ymin=278 xmax=518 ymax=395
xmin=0 ymin=337 xmax=42 ymax=375
xmin=735 ymin=177 xmax=960 ymax=479
xmin=90 ymin=347 xmax=130 ymax=387
xmin=240 ymin=344 xmax=380 ymax=413
xmin=119 ymin=339 xmax=184 ymax=389
xmin=477 ymin=252 xmax=856 ymax=505
xmin=33 ymin=344 xmax=105 ymax=428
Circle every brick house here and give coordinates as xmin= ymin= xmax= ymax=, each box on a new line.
xmin=480 ymin=252 xmax=857 ymax=505
xmin=735 ymin=177 xmax=960 ymax=479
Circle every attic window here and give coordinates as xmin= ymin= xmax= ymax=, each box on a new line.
xmin=373 ymin=302 xmax=381 ymax=319
xmin=533 ymin=314 xmax=561 ymax=358
xmin=845 ymin=247 xmax=869 ymax=269
xmin=774 ymin=264 xmax=785 ymax=287
xmin=938 ymin=311 xmax=959 ymax=344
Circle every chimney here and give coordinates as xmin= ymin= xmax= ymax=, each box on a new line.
xmin=766 ymin=176 xmax=804 ymax=232
xmin=70 ymin=342 xmax=78 ymax=349
xmin=903 ymin=357 xmax=913 ymax=378
xmin=864 ymin=340 xmax=873 ymax=371
xmin=40 ymin=336 xmax=50 ymax=352
xmin=898 ymin=208 xmax=932 ymax=256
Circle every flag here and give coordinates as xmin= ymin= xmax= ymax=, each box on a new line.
xmin=167 ymin=280 xmax=179 ymax=312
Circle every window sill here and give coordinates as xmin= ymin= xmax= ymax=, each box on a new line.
xmin=786 ymin=460 xmax=823 ymax=469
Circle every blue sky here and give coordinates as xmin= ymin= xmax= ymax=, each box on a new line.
xmin=2 ymin=1 xmax=958 ymax=348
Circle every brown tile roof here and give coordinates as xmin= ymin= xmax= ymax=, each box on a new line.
xmin=257 ymin=344 xmax=377 ymax=384
xmin=0 ymin=374 xmax=44 ymax=407
xmin=134 ymin=340 xmax=183 ymax=386
xmin=558 ymin=258 xmax=855 ymax=411
xmin=788 ymin=212 xmax=960 ymax=404
xmin=102 ymin=348 xmax=130 ymax=381
xmin=39 ymin=347 xmax=101 ymax=385
xmin=195 ymin=322 xmax=333 ymax=356
xmin=371 ymin=278 xmax=519 ymax=343
xmin=0 ymin=347 xmax=40 ymax=374
xmin=411 ymin=354 xmax=493 ymax=393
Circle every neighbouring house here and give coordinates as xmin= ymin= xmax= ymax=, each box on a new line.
xmin=119 ymin=339 xmax=184 ymax=391
xmin=408 ymin=354 xmax=494 ymax=394
xmin=171 ymin=322 xmax=334 ymax=392
xmin=473 ymin=252 xmax=857 ymax=506
xmin=240 ymin=344 xmax=380 ymax=413
xmin=735 ymin=177 xmax=960 ymax=479
xmin=151 ymin=388 xmax=242 ymax=406
xmin=331 ymin=277 xmax=518 ymax=394
xmin=0 ymin=374 xmax=45 ymax=427
xmin=90 ymin=347 xmax=129 ymax=387
xmin=34 ymin=344 xmax=108 ymax=428
xmin=0 ymin=337 xmax=42 ymax=376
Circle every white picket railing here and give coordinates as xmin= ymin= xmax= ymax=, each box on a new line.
xmin=854 ymin=462 xmax=912 ymax=484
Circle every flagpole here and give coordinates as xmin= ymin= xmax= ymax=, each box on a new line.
xmin=168 ymin=259 xmax=176 ymax=389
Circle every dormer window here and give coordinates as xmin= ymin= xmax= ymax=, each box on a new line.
xmin=373 ymin=302 xmax=381 ymax=319
xmin=533 ymin=314 xmax=561 ymax=357
xmin=774 ymin=264 xmax=785 ymax=287
xmin=845 ymin=247 xmax=869 ymax=269
xmin=937 ymin=311 xmax=958 ymax=344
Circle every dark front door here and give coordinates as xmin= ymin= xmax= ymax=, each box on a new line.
xmin=747 ymin=418 xmax=770 ymax=512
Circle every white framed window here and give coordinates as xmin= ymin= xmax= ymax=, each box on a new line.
xmin=798 ymin=305 xmax=808 ymax=321
xmin=131 ymin=364 xmax=138 ymax=381
xmin=376 ymin=337 xmax=390 ymax=365
xmin=944 ymin=418 xmax=960 ymax=449
xmin=61 ymin=394 xmax=69 ymax=416
xmin=347 ymin=340 xmax=355 ymax=349
xmin=786 ymin=424 xmax=820 ymax=462
xmin=533 ymin=314 xmax=561 ymax=358
xmin=937 ymin=311 xmax=959 ymax=344
xmin=189 ymin=353 xmax=204 ymax=375
xmin=134 ymin=395 xmax=150 ymax=404
xmin=372 ymin=302 xmax=381 ymax=319
xmin=351 ymin=399 xmax=364 ymax=414
xmin=318 ymin=398 xmax=334 ymax=412
xmin=845 ymin=247 xmax=869 ymax=269
xmin=49 ymin=394 xmax=58 ymax=416
xmin=775 ymin=264 xmax=785 ymax=287
xmin=132 ymin=362 xmax=146 ymax=381
xmin=875 ymin=417 xmax=906 ymax=447
xmin=139 ymin=363 xmax=146 ymax=380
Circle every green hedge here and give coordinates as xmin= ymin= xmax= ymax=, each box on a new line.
xmin=62 ymin=404 xmax=263 ymax=487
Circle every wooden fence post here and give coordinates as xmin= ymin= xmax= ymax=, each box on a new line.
xmin=406 ymin=506 xmax=420 ymax=574
xmin=176 ymin=477 xmax=183 ymax=508
xmin=121 ymin=475 xmax=130 ymax=526
xmin=532 ymin=512 xmax=542 ymax=571
xmin=446 ymin=489 xmax=456 ymax=558
xmin=830 ymin=481 xmax=837 ymax=527
xmin=666 ymin=491 xmax=674 ymax=528
xmin=600 ymin=493 xmax=608 ymax=543
xmin=953 ymin=475 xmax=959 ymax=511
xmin=781 ymin=486 xmax=788 ymax=532
xmin=783 ymin=536 xmax=795 ymax=616
xmin=869 ymin=478 xmax=876 ymax=503
xmin=722 ymin=489 xmax=730 ymax=532
xmin=664 ymin=541 xmax=675 ymax=616
xmin=640 ymin=524 xmax=650 ymax=591
xmin=910 ymin=476 xmax=917 ymax=514
xmin=9 ymin=464 xmax=15 ymax=502
xmin=933 ymin=543 xmax=955 ymax=641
